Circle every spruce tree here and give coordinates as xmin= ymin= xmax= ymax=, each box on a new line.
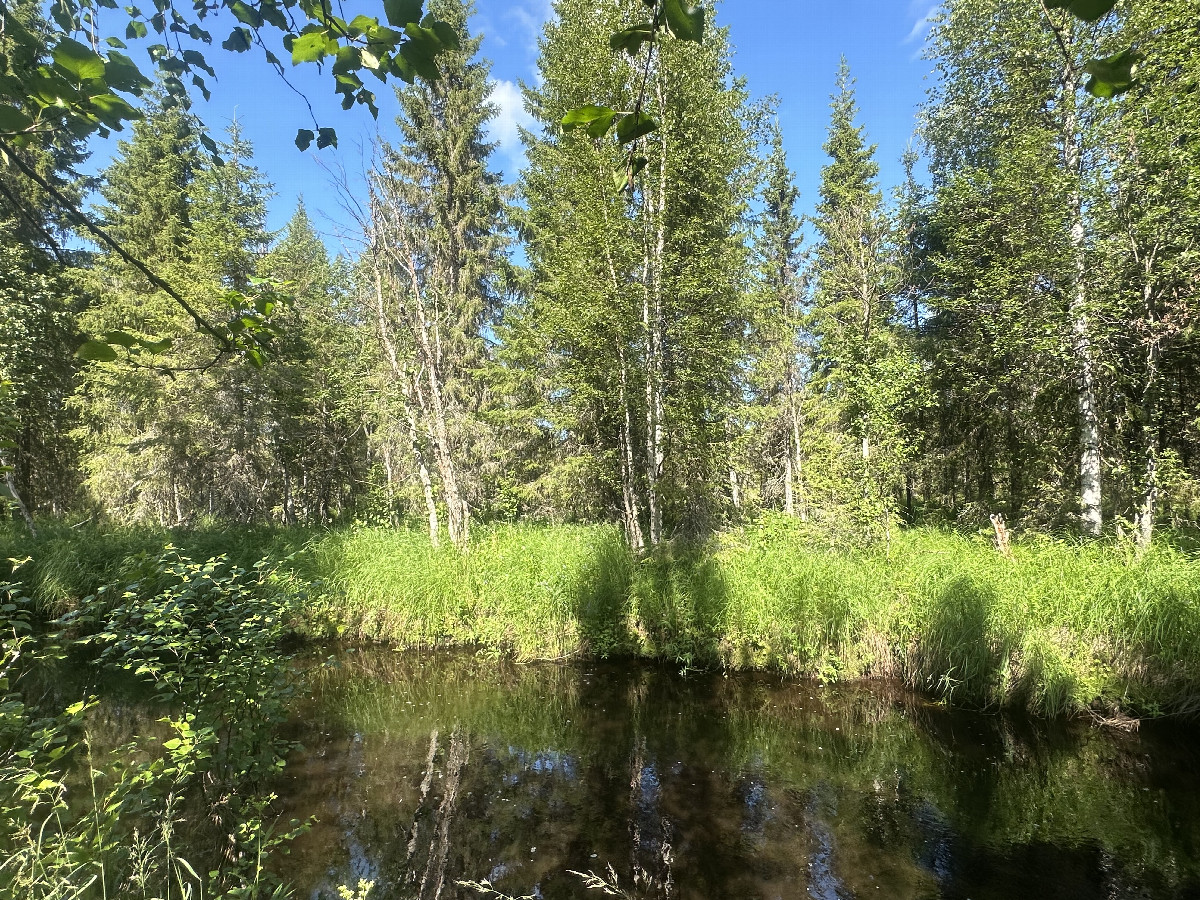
xmin=809 ymin=60 xmax=919 ymax=538
xmin=263 ymin=203 xmax=366 ymax=523
xmin=519 ymin=0 xmax=758 ymax=545
xmin=74 ymin=111 xmax=282 ymax=523
xmin=744 ymin=124 xmax=808 ymax=518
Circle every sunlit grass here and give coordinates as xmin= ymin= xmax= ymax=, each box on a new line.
xmin=6 ymin=516 xmax=1200 ymax=718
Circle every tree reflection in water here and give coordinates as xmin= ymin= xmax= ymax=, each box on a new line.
xmin=273 ymin=650 xmax=1200 ymax=900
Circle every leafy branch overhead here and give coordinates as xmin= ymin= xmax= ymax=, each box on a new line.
xmin=0 ymin=0 xmax=457 ymax=368
xmin=565 ymin=0 xmax=1140 ymax=196
xmin=0 ymin=0 xmax=458 ymax=154
xmin=1043 ymin=0 xmax=1139 ymax=96
xmin=560 ymin=0 xmax=705 ymax=193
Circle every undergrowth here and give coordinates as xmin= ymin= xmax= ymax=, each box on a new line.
xmin=0 ymin=550 xmax=308 ymax=900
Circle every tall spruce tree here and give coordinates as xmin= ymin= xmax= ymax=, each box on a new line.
xmin=263 ymin=203 xmax=366 ymax=523
xmin=744 ymin=124 xmax=808 ymax=518
xmin=809 ymin=60 xmax=919 ymax=537
xmin=74 ymin=112 xmax=282 ymax=522
xmin=73 ymin=98 xmax=201 ymax=522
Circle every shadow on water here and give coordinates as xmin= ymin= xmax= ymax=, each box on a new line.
xmin=275 ymin=649 xmax=1200 ymax=900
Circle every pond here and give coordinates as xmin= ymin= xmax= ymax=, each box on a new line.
xmin=271 ymin=650 xmax=1200 ymax=900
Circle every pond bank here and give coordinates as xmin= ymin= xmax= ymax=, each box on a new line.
xmin=7 ymin=519 xmax=1200 ymax=719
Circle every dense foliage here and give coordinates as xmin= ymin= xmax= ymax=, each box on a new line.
xmin=5 ymin=0 xmax=1197 ymax=894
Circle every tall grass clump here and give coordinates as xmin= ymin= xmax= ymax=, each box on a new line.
xmin=709 ymin=517 xmax=1200 ymax=717
xmin=7 ymin=515 xmax=1200 ymax=718
xmin=0 ymin=521 xmax=312 ymax=613
xmin=304 ymin=523 xmax=634 ymax=659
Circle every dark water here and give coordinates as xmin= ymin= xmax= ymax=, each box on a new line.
xmin=275 ymin=650 xmax=1200 ymax=900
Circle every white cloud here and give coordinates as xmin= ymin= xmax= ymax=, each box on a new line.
xmin=503 ymin=0 xmax=553 ymax=77
xmin=903 ymin=2 xmax=939 ymax=45
xmin=487 ymin=79 xmax=536 ymax=179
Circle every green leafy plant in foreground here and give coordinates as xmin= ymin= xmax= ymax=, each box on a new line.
xmin=2 ymin=550 xmax=309 ymax=899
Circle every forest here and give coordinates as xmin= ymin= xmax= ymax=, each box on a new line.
xmin=2 ymin=0 xmax=1200 ymax=896
xmin=4 ymin=0 xmax=1200 ymax=548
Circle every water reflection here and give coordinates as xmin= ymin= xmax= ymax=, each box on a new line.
xmin=279 ymin=651 xmax=1200 ymax=900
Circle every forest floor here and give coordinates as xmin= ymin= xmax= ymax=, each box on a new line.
xmin=5 ymin=517 xmax=1200 ymax=720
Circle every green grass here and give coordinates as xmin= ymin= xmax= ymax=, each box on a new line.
xmin=6 ymin=516 xmax=1200 ymax=719
xmin=0 ymin=521 xmax=311 ymax=609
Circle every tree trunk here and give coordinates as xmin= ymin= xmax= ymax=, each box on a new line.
xmin=405 ymin=376 xmax=441 ymax=548
xmin=617 ymin=343 xmax=646 ymax=552
xmin=643 ymin=77 xmax=669 ymax=547
xmin=783 ymin=448 xmax=795 ymax=515
xmin=405 ymin=264 xmax=468 ymax=549
xmin=1136 ymin=282 xmax=1162 ymax=553
xmin=1061 ymin=59 xmax=1103 ymax=537
xmin=3 ymin=464 xmax=36 ymax=536
xmin=790 ymin=403 xmax=808 ymax=521
xmin=282 ymin=469 xmax=295 ymax=525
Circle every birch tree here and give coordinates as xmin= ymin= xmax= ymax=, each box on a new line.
xmin=520 ymin=0 xmax=757 ymax=546
xmin=365 ymin=0 xmax=504 ymax=548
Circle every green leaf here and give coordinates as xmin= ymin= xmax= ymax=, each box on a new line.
xmin=289 ymin=30 xmax=329 ymax=64
xmin=398 ymin=36 xmax=440 ymax=81
xmin=561 ymin=104 xmax=617 ymax=139
xmin=181 ymin=49 xmax=214 ymax=76
xmin=609 ymin=23 xmax=655 ymax=56
xmin=104 ymin=50 xmax=153 ymax=92
xmin=222 ymin=27 xmax=252 ymax=52
xmin=615 ymin=111 xmax=658 ymax=144
xmin=54 ymin=38 xmax=107 ymax=81
xmin=431 ymin=21 xmax=459 ymax=51
xmin=332 ymin=46 xmax=362 ymax=75
xmin=259 ymin=3 xmax=288 ymax=30
xmin=230 ymin=0 xmax=263 ymax=27
xmin=1084 ymin=49 xmax=1140 ymax=98
xmin=383 ymin=0 xmax=423 ymax=27
xmin=1044 ymin=0 xmax=1117 ymax=22
xmin=662 ymin=0 xmax=704 ymax=42
xmin=294 ymin=128 xmax=314 ymax=150
xmin=105 ymin=37 xmax=128 ymax=48
xmin=140 ymin=337 xmax=173 ymax=354
xmin=316 ymin=126 xmax=337 ymax=148
xmin=126 ymin=20 xmax=148 ymax=40
xmin=76 ymin=340 xmax=118 ymax=362
xmin=0 ymin=105 xmax=34 ymax=134
xmin=102 ymin=330 xmax=138 ymax=348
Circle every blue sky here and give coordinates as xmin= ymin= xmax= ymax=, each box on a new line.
xmin=89 ymin=0 xmax=940 ymax=247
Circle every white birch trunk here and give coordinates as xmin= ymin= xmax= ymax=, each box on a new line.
xmin=1062 ymin=60 xmax=1103 ymax=537
xmin=618 ymin=344 xmax=646 ymax=552
xmin=372 ymin=262 xmax=441 ymax=546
